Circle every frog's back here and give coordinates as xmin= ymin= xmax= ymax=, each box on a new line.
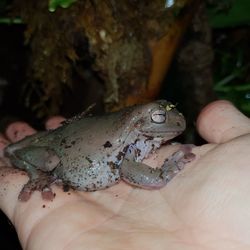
xmin=30 ymin=108 xmax=134 ymax=160
xmin=50 ymin=109 xmax=136 ymax=190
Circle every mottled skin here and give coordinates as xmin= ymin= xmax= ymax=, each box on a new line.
xmin=4 ymin=100 xmax=194 ymax=201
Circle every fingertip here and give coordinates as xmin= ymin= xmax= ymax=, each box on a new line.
xmin=5 ymin=122 xmax=36 ymax=142
xmin=45 ymin=116 xmax=65 ymax=130
xmin=197 ymin=100 xmax=250 ymax=143
xmin=196 ymin=100 xmax=232 ymax=129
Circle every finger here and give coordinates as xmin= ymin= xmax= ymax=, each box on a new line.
xmin=197 ymin=100 xmax=250 ymax=143
xmin=5 ymin=122 xmax=36 ymax=142
xmin=45 ymin=116 xmax=65 ymax=130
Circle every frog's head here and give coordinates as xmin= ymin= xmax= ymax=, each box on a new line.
xmin=131 ymin=100 xmax=186 ymax=142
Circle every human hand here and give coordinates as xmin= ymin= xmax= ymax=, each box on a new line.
xmin=1 ymin=100 xmax=250 ymax=249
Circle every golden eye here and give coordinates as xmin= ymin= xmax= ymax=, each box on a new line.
xmin=151 ymin=109 xmax=166 ymax=124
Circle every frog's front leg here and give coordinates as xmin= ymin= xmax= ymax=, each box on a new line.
xmin=120 ymin=145 xmax=195 ymax=189
xmin=6 ymin=146 xmax=60 ymax=201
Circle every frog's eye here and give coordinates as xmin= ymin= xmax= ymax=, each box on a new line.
xmin=151 ymin=109 xmax=166 ymax=124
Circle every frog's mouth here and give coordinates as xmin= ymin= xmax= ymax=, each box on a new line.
xmin=140 ymin=129 xmax=184 ymax=136
xmin=140 ymin=129 xmax=184 ymax=142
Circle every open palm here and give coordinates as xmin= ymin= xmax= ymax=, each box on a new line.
xmin=1 ymin=100 xmax=250 ymax=250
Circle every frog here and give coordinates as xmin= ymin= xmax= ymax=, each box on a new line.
xmin=4 ymin=100 xmax=195 ymax=201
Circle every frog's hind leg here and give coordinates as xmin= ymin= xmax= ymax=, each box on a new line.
xmin=18 ymin=171 xmax=57 ymax=201
xmin=120 ymin=145 xmax=195 ymax=189
xmin=7 ymin=146 xmax=61 ymax=201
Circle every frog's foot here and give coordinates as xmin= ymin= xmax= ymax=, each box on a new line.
xmin=162 ymin=144 xmax=196 ymax=182
xmin=18 ymin=172 xmax=57 ymax=202
xmin=120 ymin=144 xmax=195 ymax=190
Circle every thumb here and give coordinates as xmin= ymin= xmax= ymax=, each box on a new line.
xmin=197 ymin=100 xmax=250 ymax=143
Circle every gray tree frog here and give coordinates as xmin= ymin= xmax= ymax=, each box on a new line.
xmin=4 ymin=100 xmax=195 ymax=201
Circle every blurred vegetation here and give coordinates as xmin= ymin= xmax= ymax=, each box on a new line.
xmin=48 ymin=0 xmax=77 ymax=12
xmin=208 ymin=0 xmax=250 ymax=115
xmin=207 ymin=0 xmax=250 ymax=28
xmin=213 ymin=46 xmax=250 ymax=115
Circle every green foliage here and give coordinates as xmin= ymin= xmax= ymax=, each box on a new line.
xmin=0 ymin=0 xmax=22 ymax=24
xmin=207 ymin=0 xmax=250 ymax=28
xmin=208 ymin=0 xmax=250 ymax=115
xmin=214 ymin=48 xmax=250 ymax=115
xmin=48 ymin=0 xmax=78 ymax=12
xmin=0 ymin=17 xmax=22 ymax=24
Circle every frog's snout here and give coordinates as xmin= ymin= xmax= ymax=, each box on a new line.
xmin=4 ymin=144 xmax=14 ymax=158
xmin=4 ymin=142 xmax=24 ymax=158
xmin=176 ymin=114 xmax=186 ymax=130
xmin=168 ymin=110 xmax=186 ymax=132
